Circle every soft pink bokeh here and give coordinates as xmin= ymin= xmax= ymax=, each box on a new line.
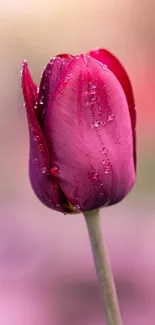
xmin=0 ymin=202 xmax=155 ymax=324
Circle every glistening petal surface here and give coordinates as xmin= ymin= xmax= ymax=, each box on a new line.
xmin=21 ymin=61 xmax=61 ymax=210
xmin=37 ymin=54 xmax=73 ymax=128
xmin=43 ymin=55 xmax=135 ymax=212
xmin=89 ymin=48 xmax=136 ymax=166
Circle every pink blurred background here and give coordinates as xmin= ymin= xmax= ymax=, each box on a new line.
xmin=0 ymin=1 xmax=155 ymax=324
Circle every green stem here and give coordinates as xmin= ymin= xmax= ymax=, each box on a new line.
xmin=84 ymin=209 xmax=123 ymax=325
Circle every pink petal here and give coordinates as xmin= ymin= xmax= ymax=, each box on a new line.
xmin=89 ymin=48 xmax=136 ymax=167
xmin=21 ymin=61 xmax=61 ymax=211
xmin=43 ymin=55 xmax=135 ymax=212
xmin=37 ymin=54 xmax=73 ymax=128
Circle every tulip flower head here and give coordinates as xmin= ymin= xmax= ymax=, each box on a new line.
xmin=21 ymin=48 xmax=136 ymax=213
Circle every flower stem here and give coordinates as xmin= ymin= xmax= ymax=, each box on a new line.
xmin=84 ymin=209 xmax=123 ymax=325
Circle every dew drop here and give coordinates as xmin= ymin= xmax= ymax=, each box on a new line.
xmin=92 ymin=173 xmax=99 ymax=182
xmin=50 ymin=166 xmax=59 ymax=176
xmin=39 ymin=96 xmax=44 ymax=105
xmin=115 ymin=138 xmax=121 ymax=145
xmin=34 ymin=158 xmax=38 ymax=164
xmin=63 ymin=73 xmax=72 ymax=85
xmin=108 ymin=113 xmax=115 ymax=121
xmin=39 ymin=144 xmax=44 ymax=152
xmin=34 ymin=102 xmax=37 ymax=110
xmin=102 ymin=148 xmax=108 ymax=155
xmin=89 ymin=83 xmax=96 ymax=90
xmin=102 ymin=119 xmax=107 ymax=127
xmin=104 ymin=164 xmax=111 ymax=174
xmin=99 ymin=183 xmax=104 ymax=196
xmin=100 ymin=63 xmax=108 ymax=70
xmin=90 ymin=94 xmax=96 ymax=102
xmin=66 ymin=73 xmax=72 ymax=80
xmin=46 ymin=68 xmax=52 ymax=76
xmin=73 ymin=204 xmax=81 ymax=212
xmin=30 ymin=125 xmax=36 ymax=132
xmin=94 ymin=120 xmax=100 ymax=128
xmin=102 ymin=160 xmax=106 ymax=165
xmin=84 ymin=90 xmax=88 ymax=96
xmin=83 ymin=55 xmax=89 ymax=67
xmin=34 ymin=135 xmax=40 ymax=142
xmin=89 ymin=82 xmax=97 ymax=95
xmin=41 ymin=166 xmax=47 ymax=174
xmin=59 ymin=87 xmax=63 ymax=95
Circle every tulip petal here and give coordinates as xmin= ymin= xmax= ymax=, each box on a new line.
xmin=43 ymin=55 xmax=135 ymax=212
xmin=89 ymin=48 xmax=136 ymax=167
xmin=21 ymin=61 xmax=61 ymax=211
xmin=37 ymin=55 xmax=74 ymax=128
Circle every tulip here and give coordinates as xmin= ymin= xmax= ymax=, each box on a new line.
xmin=21 ymin=48 xmax=136 ymax=214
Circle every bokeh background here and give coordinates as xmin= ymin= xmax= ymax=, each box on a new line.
xmin=0 ymin=1 xmax=155 ymax=324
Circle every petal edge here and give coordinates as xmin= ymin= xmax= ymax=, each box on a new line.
xmin=21 ymin=61 xmax=61 ymax=211
xmin=89 ymin=48 xmax=136 ymax=167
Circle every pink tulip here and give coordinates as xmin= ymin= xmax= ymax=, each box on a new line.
xmin=21 ymin=48 xmax=136 ymax=213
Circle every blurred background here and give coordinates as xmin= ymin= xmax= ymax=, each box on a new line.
xmin=0 ymin=0 xmax=155 ymax=324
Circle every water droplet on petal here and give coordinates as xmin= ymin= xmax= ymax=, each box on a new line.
xmin=114 ymin=138 xmax=121 ymax=145
xmin=39 ymin=144 xmax=44 ymax=152
xmin=41 ymin=166 xmax=48 ymax=174
xmin=108 ymin=113 xmax=115 ymax=121
xmin=34 ymin=158 xmax=38 ymax=164
xmin=92 ymin=173 xmax=99 ymax=182
xmin=104 ymin=164 xmax=111 ymax=174
xmin=102 ymin=160 xmax=106 ymax=165
xmin=84 ymin=90 xmax=88 ymax=96
xmin=75 ymin=55 xmax=80 ymax=60
xmin=94 ymin=120 xmax=100 ymax=128
xmin=83 ymin=55 xmax=89 ymax=67
xmin=100 ymin=63 xmax=108 ymax=70
xmin=34 ymin=135 xmax=40 ymax=142
xmin=46 ymin=68 xmax=52 ymax=76
xmin=99 ymin=183 xmax=104 ymax=196
xmin=67 ymin=73 xmax=72 ymax=79
xmin=102 ymin=119 xmax=107 ymax=127
xmin=39 ymin=96 xmax=44 ymax=105
xmin=73 ymin=204 xmax=81 ymax=212
xmin=90 ymin=94 xmax=96 ymax=102
xmin=102 ymin=148 xmax=108 ymax=155
xmin=89 ymin=83 xmax=96 ymax=89
xmin=63 ymin=73 xmax=72 ymax=85
xmin=50 ymin=166 xmax=59 ymax=176
xmin=30 ymin=125 xmax=35 ymax=132
xmin=34 ymin=102 xmax=37 ymax=110
xmin=89 ymin=82 xmax=97 ymax=95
